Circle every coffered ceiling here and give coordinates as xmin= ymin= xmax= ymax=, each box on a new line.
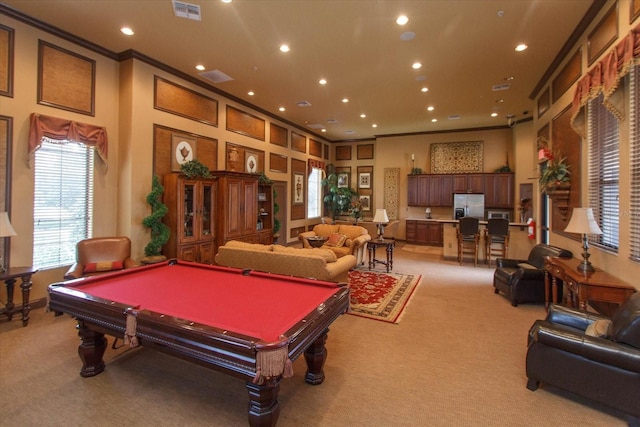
xmin=1 ymin=0 xmax=598 ymax=141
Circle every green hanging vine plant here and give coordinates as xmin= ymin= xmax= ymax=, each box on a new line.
xmin=142 ymin=176 xmax=170 ymax=257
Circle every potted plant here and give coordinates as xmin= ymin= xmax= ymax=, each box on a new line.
xmin=322 ymin=165 xmax=358 ymax=221
xmin=180 ymin=159 xmax=212 ymax=179
xmin=348 ymin=196 xmax=364 ymax=224
xmin=273 ymin=188 xmax=281 ymax=242
xmin=141 ymin=176 xmax=170 ymax=263
xmin=539 ymin=147 xmax=571 ymax=191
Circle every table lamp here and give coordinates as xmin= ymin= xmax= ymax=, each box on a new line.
xmin=373 ymin=208 xmax=389 ymax=241
xmin=564 ymin=207 xmax=602 ymax=273
xmin=425 ymin=207 xmax=432 ymax=219
xmin=0 ymin=211 xmax=17 ymax=273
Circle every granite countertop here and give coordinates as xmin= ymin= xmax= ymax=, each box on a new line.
xmin=406 ymin=217 xmax=528 ymax=226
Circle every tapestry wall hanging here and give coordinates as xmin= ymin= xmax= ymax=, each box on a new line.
xmin=430 ymin=141 xmax=483 ymax=173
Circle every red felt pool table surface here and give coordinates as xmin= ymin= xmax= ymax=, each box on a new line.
xmin=68 ymin=261 xmax=342 ymax=342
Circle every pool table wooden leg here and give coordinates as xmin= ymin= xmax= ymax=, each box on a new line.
xmin=246 ymin=377 xmax=280 ymax=427
xmin=304 ymin=329 xmax=328 ymax=385
xmin=76 ymin=321 xmax=106 ymax=378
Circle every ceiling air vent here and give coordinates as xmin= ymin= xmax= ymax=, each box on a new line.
xmin=326 ymin=119 xmax=338 ymax=124
xmin=199 ymin=69 xmax=233 ymax=83
xmin=448 ymin=115 xmax=461 ymax=120
xmin=172 ymin=0 xmax=201 ymax=21
xmin=308 ymin=124 xmax=324 ymax=129
xmin=296 ymin=101 xmax=312 ymax=107
xmin=492 ymin=83 xmax=511 ymax=91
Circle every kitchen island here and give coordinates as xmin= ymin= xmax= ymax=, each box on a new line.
xmin=405 ymin=218 xmax=535 ymax=263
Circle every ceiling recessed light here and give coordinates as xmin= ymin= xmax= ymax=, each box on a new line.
xmin=421 ymin=87 xmax=429 ymax=93
xmin=427 ymin=106 xmax=435 ymax=112
xmin=120 ymin=27 xmax=134 ymax=36
xmin=431 ymin=118 xmax=438 ymax=123
xmin=396 ymin=15 xmax=409 ymax=26
xmin=372 ymin=124 xmax=378 ymax=128
xmin=318 ymin=78 xmax=327 ymax=85
xmin=342 ymin=98 xmax=349 ymax=103
xmin=221 ymin=0 xmax=232 ymax=3
xmin=504 ymin=76 xmax=514 ymax=81
xmin=412 ymin=62 xmax=422 ymax=70
xmin=247 ymin=91 xmax=255 ymax=96
xmin=321 ymin=129 xmax=326 ymax=132
xmin=195 ymin=64 xmax=205 ymax=71
xmin=515 ymin=43 xmax=528 ymax=52
xmin=360 ymin=114 xmax=366 ymax=118
xmin=491 ymin=112 xmax=498 ymax=117
xmin=279 ymin=44 xmax=290 ymax=53
xmin=278 ymin=107 xmax=285 ymax=112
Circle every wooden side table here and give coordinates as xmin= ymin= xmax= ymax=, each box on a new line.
xmin=544 ymin=256 xmax=636 ymax=316
xmin=368 ymin=238 xmax=395 ymax=273
xmin=1 ymin=266 xmax=38 ymax=326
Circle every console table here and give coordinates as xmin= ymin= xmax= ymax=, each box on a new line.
xmin=544 ymin=256 xmax=636 ymax=316
xmin=1 ymin=266 xmax=38 ymax=326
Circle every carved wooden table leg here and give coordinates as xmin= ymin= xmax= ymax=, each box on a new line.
xmin=304 ymin=329 xmax=328 ymax=385
xmin=76 ymin=321 xmax=107 ymax=378
xmin=246 ymin=377 xmax=281 ymax=427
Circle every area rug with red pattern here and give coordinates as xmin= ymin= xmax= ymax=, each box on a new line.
xmin=347 ymin=270 xmax=422 ymax=324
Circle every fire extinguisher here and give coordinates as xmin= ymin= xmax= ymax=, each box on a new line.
xmin=527 ymin=218 xmax=536 ymax=240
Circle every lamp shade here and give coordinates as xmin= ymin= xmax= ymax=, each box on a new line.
xmin=564 ymin=208 xmax=603 ymax=235
xmin=373 ymin=209 xmax=389 ymax=224
xmin=0 ymin=212 xmax=16 ymax=237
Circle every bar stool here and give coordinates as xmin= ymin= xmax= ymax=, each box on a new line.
xmin=485 ymin=218 xmax=510 ymax=267
xmin=457 ymin=217 xmax=480 ymax=266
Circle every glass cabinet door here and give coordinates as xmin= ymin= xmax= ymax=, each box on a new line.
xmin=182 ymin=182 xmax=196 ymax=240
xmin=201 ymin=182 xmax=215 ymax=239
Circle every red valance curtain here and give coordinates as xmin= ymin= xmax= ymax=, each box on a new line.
xmin=308 ymin=159 xmax=325 ymax=175
xmin=28 ymin=113 xmax=109 ymax=171
xmin=570 ymin=24 xmax=640 ymax=136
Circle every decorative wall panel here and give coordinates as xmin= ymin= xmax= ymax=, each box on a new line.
xmin=155 ymin=76 xmax=218 ymax=126
xmin=430 ymin=141 xmax=483 ymax=173
xmin=384 ymin=168 xmax=400 ymax=220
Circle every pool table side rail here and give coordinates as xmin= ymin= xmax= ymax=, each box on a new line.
xmin=48 ymin=282 xmax=350 ymax=381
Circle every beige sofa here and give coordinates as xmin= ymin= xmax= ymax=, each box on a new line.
xmin=299 ymin=224 xmax=371 ymax=265
xmin=337 ymin=219 xmax=400 ymax=240
xmin=214 ymin=240 xmax=356 ymax=283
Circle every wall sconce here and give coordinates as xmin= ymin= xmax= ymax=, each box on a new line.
xmin=0 ymin=211 xmax=17 ymax=273
xmin=372 ymin=208 xmax=389 ymax=241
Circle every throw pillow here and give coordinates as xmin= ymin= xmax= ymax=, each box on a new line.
xmin=84 ymin=261 xmax=124 ymax=273
xmin=585 ymin=319 xmax=612 ymax=338
xmin=325 ymin=233 xmax=347 ymax=248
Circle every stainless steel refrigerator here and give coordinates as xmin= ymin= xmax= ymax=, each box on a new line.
xmin=453 ymin=193 xmax=485 ymax=219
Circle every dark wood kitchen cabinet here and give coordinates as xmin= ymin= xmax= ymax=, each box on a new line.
xmin=408 ymin=173 xmax=513 ymax=208
xmin=406 ymin=220 xmax=443 ymax=246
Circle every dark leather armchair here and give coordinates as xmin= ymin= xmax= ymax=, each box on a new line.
xmin=64 ymin=236 xmax=139 ymax=280
xmin=493 ymin=243 xmax=572 ymax=306
xmin=526 ymin=292 xmax=640 ymax=426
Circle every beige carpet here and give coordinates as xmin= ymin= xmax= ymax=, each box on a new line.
xmin=0 ymin=245 xmax=627 ymax=426
xmin=401 ymin=244 xmax=444 ymax=256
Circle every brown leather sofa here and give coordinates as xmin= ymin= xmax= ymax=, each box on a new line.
xmin=64 ymin=236 xmax=139 ymax=280
xmin=526 ymin=292 xmax=640 ymax=425
xmin=493 ymin=243 xmax=572 ymax=306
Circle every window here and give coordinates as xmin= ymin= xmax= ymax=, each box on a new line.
xmin=630 ymin=66 xmax=640 ymax=261
xmin=33 ymin=139 xmax=94 ymax=269
xmin=587 ymin=93 xmax=619 ymax=251
xmin=307 ymin=167 xmax=323 ymax=218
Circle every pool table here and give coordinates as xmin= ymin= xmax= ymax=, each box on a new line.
xmin=48 ymin=260 xmax=349 ymax=427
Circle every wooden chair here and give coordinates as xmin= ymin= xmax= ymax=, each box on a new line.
xmin=485 ymin=218 xmax=510 ymax=267
xmin=457 ymin=217 xmax=480 ymax=266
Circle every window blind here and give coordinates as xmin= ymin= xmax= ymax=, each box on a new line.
xmin=630 ymin=66 xmax=640 ymax=261
xmin=33 ymin=140 xmax=94 ymax=269
xmin=587 ymin=93 xmax=619 ymax=251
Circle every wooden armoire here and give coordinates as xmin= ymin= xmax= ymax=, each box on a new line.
xmin=163 ymin=171 xmax=274 ymax=264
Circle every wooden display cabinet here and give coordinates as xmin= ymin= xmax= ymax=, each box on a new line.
xmin=162 ymin=173 xmax=217 ymax=264
xmin=257 ymin=183 xmax=275 ymax=244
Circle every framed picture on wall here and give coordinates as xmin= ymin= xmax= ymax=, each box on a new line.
xmin=171 ymin=134 xmax=196 ymax=172
xmin=358 ymin=172 xmax=371 ymax=189
xmin=293 ymin=172 xmax=304 ymax=205
xmin=337 ymin=172 xmax=349 ymax=188
xmin=359 ymin=195 xmax=371 ymax=211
